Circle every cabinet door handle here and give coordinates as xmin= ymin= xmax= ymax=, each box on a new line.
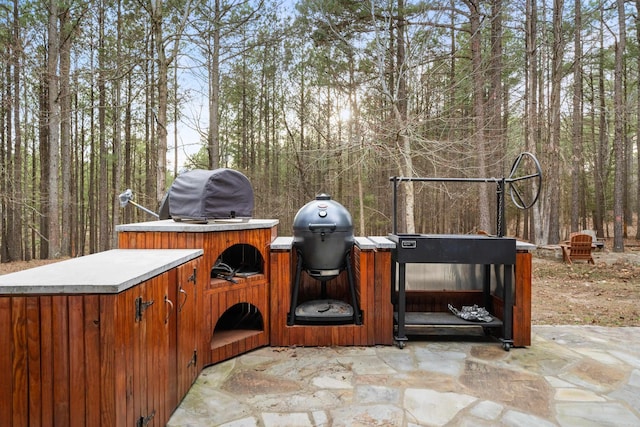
xmin=178 ymin=288 xmax=188 ymax=312
xmin=164 ymin=295 xmax=174 ymax=324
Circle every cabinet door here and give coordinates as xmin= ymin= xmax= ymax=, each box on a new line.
xmin=130 ymin=272 xmax=171 ymax=427
xmin=175 ymin=259 xmax=200 ymax=400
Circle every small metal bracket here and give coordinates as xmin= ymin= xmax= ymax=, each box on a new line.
xmin=187 ymin=350 xmax=197 ymax=368
xmin=136 ymin=409 xmax=156 ymax=427
xmin=135 ymin=297 xmax=154 ymax=322
xmin=188 ymin=268 xmax=196 ymax=284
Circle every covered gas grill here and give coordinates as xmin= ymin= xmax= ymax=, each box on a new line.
xmin=288 ymin=194 xmax=362 ymax=325
xmin=389 ymin=153 xmax=542 ymax=350
xmin=168 ymin=168 xmax=254 ymax=222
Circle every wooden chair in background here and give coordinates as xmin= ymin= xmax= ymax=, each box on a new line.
xmin=560 ymin=233 xmax=595 ymax=264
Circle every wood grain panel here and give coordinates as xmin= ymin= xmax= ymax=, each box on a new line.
xmin=373 ymin=248 xmax=394 ymax=345
xmin=404 ymin=291 xmax=483 ymax=313
xmin=0 ymin=298 xmax=12 ymax=424
xmin=268 ymin=245 xmax=374 ymax=347
xmin=208 ymin=281 xmax=269 ymax=364
xmin=11 ymin=298 xmax=27 ymax=427
xmin=514 ymin=251 xmax=532 ymax=347
xmin=175 ymin=259 xmax=200 ymax=401
xmin=100 ymin=294 xmax=117 ymax=427
xmin=39 ymin=296 xmax=54 ymax=426
xmin=84 ymin=296 xmax=102 ymax=427
xmin=26 ymin=297 xmax=42 ymax=427
xmin=52 ymin=296 xmax=70 ymax=426
xmin=269 ymin=250 xmax=290 ymax=346
xmin=68 ymin=296 xmax=86 ymax=427
xmin=1 ymin=257 xmax=202 ymax=427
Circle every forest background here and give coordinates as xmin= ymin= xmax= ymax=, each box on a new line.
xmin=0 ymin=0 xmax=637 ymax=261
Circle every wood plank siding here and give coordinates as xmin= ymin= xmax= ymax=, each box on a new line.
xmin=0 ymin=257 xmax=201 ymax=427
xmin=118 ymin=225 xmax=276 ymax=365
xmin=269 ymin=243 xmax=394 ymax=347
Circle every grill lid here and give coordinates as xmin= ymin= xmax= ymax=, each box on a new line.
xmin=292 ymin=194 xmax=354 ymax=280
xmin=292 ymin=193 xmax=353 ymax=233
xmin=168 ymin=168 xmax=254 ymax=222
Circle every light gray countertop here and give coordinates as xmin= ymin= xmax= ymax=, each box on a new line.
xmin=268 ymin=235 xmax=531 ymax=251
xmin=270 ymin=236 xmax=394 ymax=251
xmin=0 ymin=249 xmax=203 ymax=295
xmin=116 ymin=218 xmax=279 ymax=232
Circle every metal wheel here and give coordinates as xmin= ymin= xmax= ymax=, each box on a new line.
xmin=507 ymin=152 xmax=543 ymax=210
xmin=502 ymin=342 xmax=512 ymax=351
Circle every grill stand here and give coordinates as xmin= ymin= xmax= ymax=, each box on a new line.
xmin=387 ymin=154 xmax=541 ymax=351
xmin=287 ymin=251 xmax=362 ymax=326
xmin=390 ymin=235 xmax=514 ymax=350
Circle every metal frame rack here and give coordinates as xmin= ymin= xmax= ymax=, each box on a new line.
xmin=388 ymin=153 xmax=541 ymax=350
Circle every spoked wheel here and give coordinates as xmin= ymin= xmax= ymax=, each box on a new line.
xmin=507 ymin=152 xmax=543 ymax=210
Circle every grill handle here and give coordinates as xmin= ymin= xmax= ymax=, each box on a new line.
xmin=308 ymin=223 xmax=337 ymax=233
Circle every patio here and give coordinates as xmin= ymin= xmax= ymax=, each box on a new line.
xmin=168 ymin=325 xmax=640 ymax=426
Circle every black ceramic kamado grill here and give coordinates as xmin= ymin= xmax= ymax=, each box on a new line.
xmin=288 ymin=194 xmax=362 ymax=326
xmin=389 ymin=153 xmax=542 ymax=350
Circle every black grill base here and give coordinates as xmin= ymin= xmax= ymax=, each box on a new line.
xmin=294 ymin=299 xmax=354 ymax=324
xmin=288 ymin=250 xmax=362 ymax=326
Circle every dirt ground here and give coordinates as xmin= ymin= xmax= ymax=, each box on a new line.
xmin=532 ymin=244 xmax=640 ymax=327
xmin=1 ymin=246 xmax=639 ymax=327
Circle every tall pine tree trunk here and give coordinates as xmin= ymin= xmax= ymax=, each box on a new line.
xmin=8 ymin=0 xmax=23 ymax=261
xmin=396 ymin=0 xmax=415 ymax=233
xmin=594 ymin=15 xmax=607 ymax=239
xmin=465 ymin=0 xmax=491 ymax=232
xmin=47 ymin=0 xmax=60 ymax=258
xmin=152 ymin=1 xmax=169 ymax=203
xmin=547 ymin=0 xmax=563 ymax=244
xmin=98 ymin=1 xmax=109 ymax=251
xmin=526 ymin=0 xmax=539 ymax=243
xmin=612 ymin=0 xmax=626 ymax=251
xmin=636 ymin=0 xmax=640 ymax=240
xmin=570 ymin=0 xmax=583 ymax=233
xmin=60 ymin=4 xmax=72 ymax=256
xmin=208 ymin=0 xmax=221 ymax=169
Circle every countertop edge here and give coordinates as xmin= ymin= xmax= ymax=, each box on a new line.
xmin=116 ymin=219 xmax=279 ymax=232
xmin=0 ymin=249 xmax=203 ymax=295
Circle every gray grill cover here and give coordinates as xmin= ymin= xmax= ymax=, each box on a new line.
xmin=168 ymin=168 xmax=254 ymax=222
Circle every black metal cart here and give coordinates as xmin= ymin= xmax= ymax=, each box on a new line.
xmin=389 ymin=233 xmax=516 ymax=350
xmin=388 ymin=152 xmax=542 ymax=350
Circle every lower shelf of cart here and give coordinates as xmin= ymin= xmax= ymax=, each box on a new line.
xmin=394 ymin=311 xmax=503 ymax=328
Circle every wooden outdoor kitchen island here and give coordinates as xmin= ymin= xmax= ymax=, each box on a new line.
xmin=0 ymin=249 xmax=203 ymax=427
xmin=117 ymin=220 xmax=395 ymax=352
xmin=1 ymin=219 xmax=533 ymax=426
xmin=117 ymin=219 xmax=279 ymax=366
xmin=269 ymin=236 xmax=394 ymax=347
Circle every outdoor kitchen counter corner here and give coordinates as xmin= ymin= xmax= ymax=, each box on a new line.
xmin=0 ymin=248 xmax=203 ymax=294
